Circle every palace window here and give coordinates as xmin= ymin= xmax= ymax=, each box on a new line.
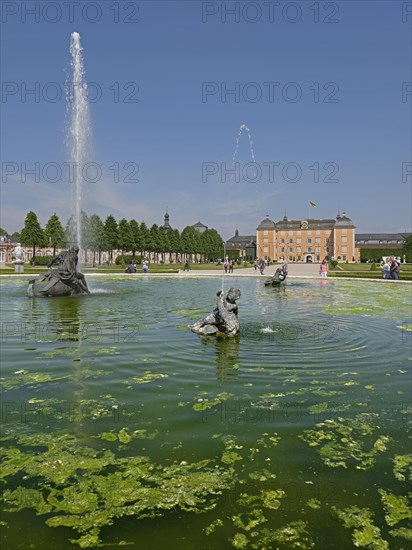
xmin=325 ymin=238 xmax=330 ymax=243
xmin=342 ymin=255 xmax=347 ymax=261
xmin=289 ymin=239 xmax=293 ymax=243
xmin=289 ymin=247 xmax=293 ymax=253
xmin=281 ymin=247 xmax=285 ymax=253
xmin=296 ymin=238 xmax=301 ymax=244
xmin=264 ymin=230 xmax=268 ymax=235
xmin=264 ymin=247 xmax=268 ymax=253
xmin=280 ymin=238 xmax=285 ymax=243
xmin=341 ymin=236 xmax=347 ymax=243
xmin=316 ymin=237 xmax=320 ymax=243
xmin=341 ymin=246 xmax=347 ymax=253
xmin=316 ymin=230 xmax=320 ymax=235
xmin=325 ymin=247 xmax=330 ymax=253
xmin=307 ymin=247 xmax=312 ymax=252
xmin=307 ymin=238 xmax=312 ymax=243
xmin=264 ymin=238 xmax=268 ymax=243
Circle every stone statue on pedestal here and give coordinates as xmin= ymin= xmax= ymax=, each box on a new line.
xmin=190 ymin=287 xmax=241 ymax=337
xmin=28 ymin=246 xmax=90 ymax=297
xmin=13 ymin=243 xmax=24 ymax=263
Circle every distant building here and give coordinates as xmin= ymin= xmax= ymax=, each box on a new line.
xmin=355 ymin=233 xmax=410 ymax=248
xmin=0 ymin=235 xmax=21 ymax=264
xmin=256 ymin=212 xmax=356 ymax=263
xmin=162 ymin=210 xmax=171 ymax=230
xmin=191 ymin=221 xmax=208 ymax=233
xmin=225 ymin=229 xmax=256 ymax=260
xmin=354 ymin=232 xmax=410 ymax=261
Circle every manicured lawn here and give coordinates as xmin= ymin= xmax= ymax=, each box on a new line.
xmin=328 ymin=271 xmax=412 ymax=281
xmin=328 ymin=263 xmax=411 ymax=280
xmin=331 ymin=263 xmax=412 ymax=272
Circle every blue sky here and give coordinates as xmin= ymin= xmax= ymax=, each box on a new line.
xmin=1 ymin=0 xmax=411 ymax=239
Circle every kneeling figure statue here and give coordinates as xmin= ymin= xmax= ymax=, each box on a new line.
xmin=190 ymin=287 xmax=241 ymax=337
xmin=28 ymin=246 xmax=90 ymax=297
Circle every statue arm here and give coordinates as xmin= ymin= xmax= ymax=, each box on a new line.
xmin=47 ymin=254 xmax=61 ymax=268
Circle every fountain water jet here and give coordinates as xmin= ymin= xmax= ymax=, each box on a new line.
xmin=231 ymin=123 xmax=256 ymax=180
xmin=66 ymin=32 xmax=92 ymax=255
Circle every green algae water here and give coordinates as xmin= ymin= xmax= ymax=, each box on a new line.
xmin=1 ymin=277 xmax=411 ymax=549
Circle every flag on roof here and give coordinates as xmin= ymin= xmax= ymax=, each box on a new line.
xmin=309 ymin=202 xmax=316 ymax=207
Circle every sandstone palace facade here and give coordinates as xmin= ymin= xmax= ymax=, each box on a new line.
xmin=256 ymin=212 xmax=357 ymax=263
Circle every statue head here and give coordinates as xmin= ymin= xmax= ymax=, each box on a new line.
xmin=72 ymin=245 xmax=80 ymax=254
xmin=226 ymin=287 xmax=241 ymax=303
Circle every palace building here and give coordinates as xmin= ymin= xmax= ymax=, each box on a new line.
xmin=256 ymin=212 xmax=357 ymax=263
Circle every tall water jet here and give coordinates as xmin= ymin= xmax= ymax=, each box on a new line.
xmin=231 ymin=124 xmax=256 ymax=178
xmin=66 ymin=32 xmax=92 ymax=254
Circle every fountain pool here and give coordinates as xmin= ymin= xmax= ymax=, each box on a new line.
xmin=1 ymin=276 xmax=410 ymax=549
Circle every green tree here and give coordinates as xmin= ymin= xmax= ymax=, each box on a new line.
xmin=20 ymin=211 xmax=44 ymax=264
xmin=402 ymin=235 xmax=412 ymax=263
xmin=118 ymin=218 xmax=134 ymax=257
xmin=104 ymin=215 xmax=119 ymax=264
xmin=44 ymin=213 xmax=65 ymax=256
xmin=159 ymin=227 xmax=170 ymax=263
xmin=88 ymin=214 xmax=107 ymax=266
xmin=129 ymin=219 xmax=141 ymax=263
xmin=64 ymin=216 xmax=77 ymax=246
xmin=205 ymin=228 xmax=224 ymax=260
xmin=0 ymin=227 xmax=8 ymax=236
xmin=169 ymin=228 xmax=181 ymax=262
xmin=139 ymin=222 xmax=150 ymax=259
xmin=150 ymin=224 xmax=161 ymax=263
xmin=80 ymin=211 xmax=91 ymax=264
xmin=181 ymin=226 xmax=200 ymax=262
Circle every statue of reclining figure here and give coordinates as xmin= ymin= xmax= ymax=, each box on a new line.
xmin=264 ymin=267 xmax=287 ymax=286
xmin=28 ymin=246 xmax=90 ymax=297
xmin=190 ymin=287 xmax=241 ymax=337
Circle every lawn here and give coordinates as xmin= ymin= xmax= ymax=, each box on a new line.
xmin=331 ymin=263 xmax=412 ymax=273
xmin=327 ymin=262 xmax=411 ymax=280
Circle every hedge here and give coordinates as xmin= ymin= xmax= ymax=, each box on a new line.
xmin=360 ymin=247 xmax=402 ymax=262
xmin=29 ymin=256 xmax=53 ymax=266
xmin=115 ymin=255 xmax=142 ymax=265
xmin=226 ymin=249 xmax=240 ymax=260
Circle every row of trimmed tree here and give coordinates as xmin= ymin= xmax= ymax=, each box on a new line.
xmin=15 ymin=211 xmax=225 ymax=265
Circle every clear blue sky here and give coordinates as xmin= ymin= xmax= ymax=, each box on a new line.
xmin=1 ymin=0 xmax=411 ymax=239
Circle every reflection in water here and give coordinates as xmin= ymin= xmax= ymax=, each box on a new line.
xmin=201 ymin=336 xmax=240 ymax=380
xmin=46 ymin=296 xmax=82 ymax=342
xmin=255 ymin=280 xmax=288 ymax=317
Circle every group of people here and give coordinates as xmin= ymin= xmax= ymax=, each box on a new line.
xmin=380 ymin=257 xmax=401 ymax=280
xmin=224 ymin=258 xmax=235 ymax=273
xmin=125 ymin=260 xmax=149 ymax=273
xmin=254 ymin=258 xmax=266 ymax=275
xmin=254 ymin=258 xmax=289 ymax=277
